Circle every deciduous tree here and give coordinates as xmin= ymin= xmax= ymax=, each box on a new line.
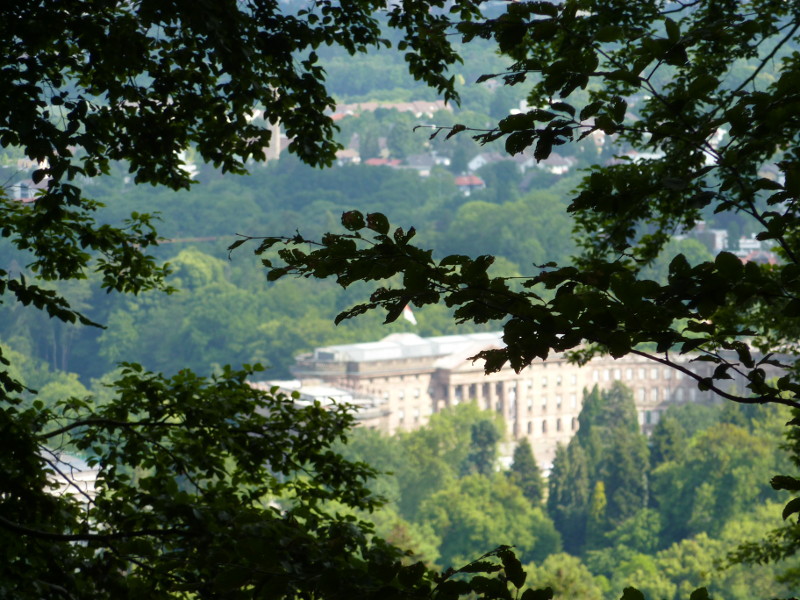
xmin=0 ymin=1 xmax=508 ymax=597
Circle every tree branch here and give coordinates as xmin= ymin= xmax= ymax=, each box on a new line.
xmin=629 ymin=348 xmax=800 ymax=409
xmin=0 ymin=514 xmax=192 ymax=543
xmin=39 ymin=417 xmax=185 ymax=441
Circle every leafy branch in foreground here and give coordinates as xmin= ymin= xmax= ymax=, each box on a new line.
xmin=2 ymin=364 xmax=391 ymax=597
xmin=239 ymin=210 xmax=800 ymax=410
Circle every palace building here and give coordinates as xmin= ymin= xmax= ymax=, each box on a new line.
xmin=259 ymin=332 xmax=723 ymax=466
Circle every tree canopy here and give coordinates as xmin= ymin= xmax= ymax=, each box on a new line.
xmin=258 ymin=0 xmax=800 ymax=411
xmin=247 ymin=2 xmax=800 ymax=594
xmin=8 ymin=0 xmax=800 ymax=598
xmin=0 ymin=1 xmax=516 ymax=598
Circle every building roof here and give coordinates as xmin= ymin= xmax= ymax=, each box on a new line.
xmin=454 ymin=175 xmax=485 ymax=187
xmin=309 ymin=331 xmax=504 ymax=363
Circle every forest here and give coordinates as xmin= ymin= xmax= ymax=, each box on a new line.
xmin=5 ymin=1 xmax=800 ymax=598
xmin=335 ymin=384 xmax=798 ymax=599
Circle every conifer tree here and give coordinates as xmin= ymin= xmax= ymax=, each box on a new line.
xmin=547 ymin=442 xmax=591 ymax=554
xmin=585 ymin=480 xmax=609 ymax=551
xmin=650 ymin=415 xmax=687 ymax=470
xmin=508 ymin=438 xmax=545 ymax=506
xmin=461 ymin=419 xmax=502 ymax=477
xmin=599 ymin=427 xmax=650 ymax=527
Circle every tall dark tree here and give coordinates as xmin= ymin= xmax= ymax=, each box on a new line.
xmin=461 ymin=419 xmax=502 ymax=476
xmin=599 ymin=427 xmax=650 ymax=527
xmin=585 ymin=480 xmax=609 ymax=551
xmin=0 ymin=1 xmax=499 ymax=597
xmin=578 ymin=382 xmax=639 ymax=437
xmin=547 ymin=442 xmax=591 ymax=555
xmin=573 ymin=383 xmax=650 ymax=528
xmin=649 ymin=414 xmax=687 ymax=471
xmin=507 ymin=437 xmax=545 ymax=506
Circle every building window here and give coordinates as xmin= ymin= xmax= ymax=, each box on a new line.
xmin=571 ymin=417 xmax=578 ymax=431
xmin=556 ymin=395 xmax=562 ymax=408
xmin=638 ymin=368 xmax=646 ymax=379
xmin=626 ymin=368 xmax=633 ymax=380
xmin=542 ymin=420 xmax=548 ymax=434
xmin=570 ymin=394 xmax=577 ymax=408
xmin=542 ymin=376 xmax=548 ymax=387
xmin=613 ymin=368 xmax=621 ymax=380
xmin=541 ymin=396 xmax=548 ymax=408
xmin=650 ymin=367 xmax=659 ymax=380
xmin=645 ymin=410 xmax=652 ymax=425
xmin=556 ymin=375 xmax=562 ymax=386
xmin=638 ymin=388 xmax=646 ymax=403
xmin=593 ymin=370 xmax=599 ymax=382
xmin=556 ymin=418 xmax=562 ymax=432
xmin=570 ymin=374 xmax=578 ymax=385
xmin=527 ymin=421 xmax=533 ymax=434
xmin=527 ymin=398 xmax=533 ymax=411
xmin=676 ymin=388 xmax=684 ymax=401
xmin=651 ymin=388 xmax=658 ymax=403
xmin=664 ymin=369 xmax=672 ymax=380
xmin=604 ymin=370 xmax=611 ymax=381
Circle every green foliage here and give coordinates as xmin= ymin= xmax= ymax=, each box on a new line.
xmin=585 ymin=481 xmax=609 ymax=551
xmin=508 ymin=438 xmax=545 ymax=507
xmin=257 ymin=0 xmax=800 ymax=412
xmin=419 ymin=473 xmax=561 ymax=568
xmin=396 ymin=404 xmax=502 ymax=520
xmin=553 ymin=383 xmax=650 ymax=553
xmin=10 ymin=0 xmax=800 ymax=596
xmin=600 ymin=427 xmax=649 ymax=528
xmin=525 ymin=553 xmax=606 ymax=600
xmin=0 ymin=0 xmax=485 ymax=372
xmin=605 ymin=510 xmax=663 ymax=557
xmin=547 ymin=442 xmax=590 ymax=554
xmin=461 ymin=419 xmax=503 ymax=476
xmin=649 ymin=415 xmax=688 ymax=470
xmin=653 ymin=424 xmax=775 ymax=544
xmin=1 ymin=365 xmax=407 ymax=597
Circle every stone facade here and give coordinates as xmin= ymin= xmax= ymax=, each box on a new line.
xmin=279 ymin=332 xmax=722 ymax=467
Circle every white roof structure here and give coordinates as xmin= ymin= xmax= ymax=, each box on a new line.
xmin=42 ymin=449 xmax=99 ymax=504
xmin=309 ymin=331 xmax=504 ymax=363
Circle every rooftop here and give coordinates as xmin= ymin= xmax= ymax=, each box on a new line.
xmin=306 ymin=331 xmax=504 ymax=363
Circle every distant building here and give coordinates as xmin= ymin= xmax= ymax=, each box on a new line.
xmin=249 ymin=379 xmax=390 ymax=431
xmin=733 ymin=234 xmax=779 ymax=264
xmin=454 ymin=174 xmax=486 ymax=196
xmin=268 ymin=332 xmax=725 ymax=468
xmin=687 ymin=221 xmax=729 ymax=253
xmin=403 ymin=152 xmax=450 ymax=177
xmin=335 ymin=148 xmax=361 ymax=165
xmin=43 ymin=449 xmax=99 ymax=508
xmin=333 ymin=100 xmax=451 ymax=119
xmin=364 ymin=158 xmax=401 ymax=167
xmin=9 ymin=179 xmax=46 ymax=202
